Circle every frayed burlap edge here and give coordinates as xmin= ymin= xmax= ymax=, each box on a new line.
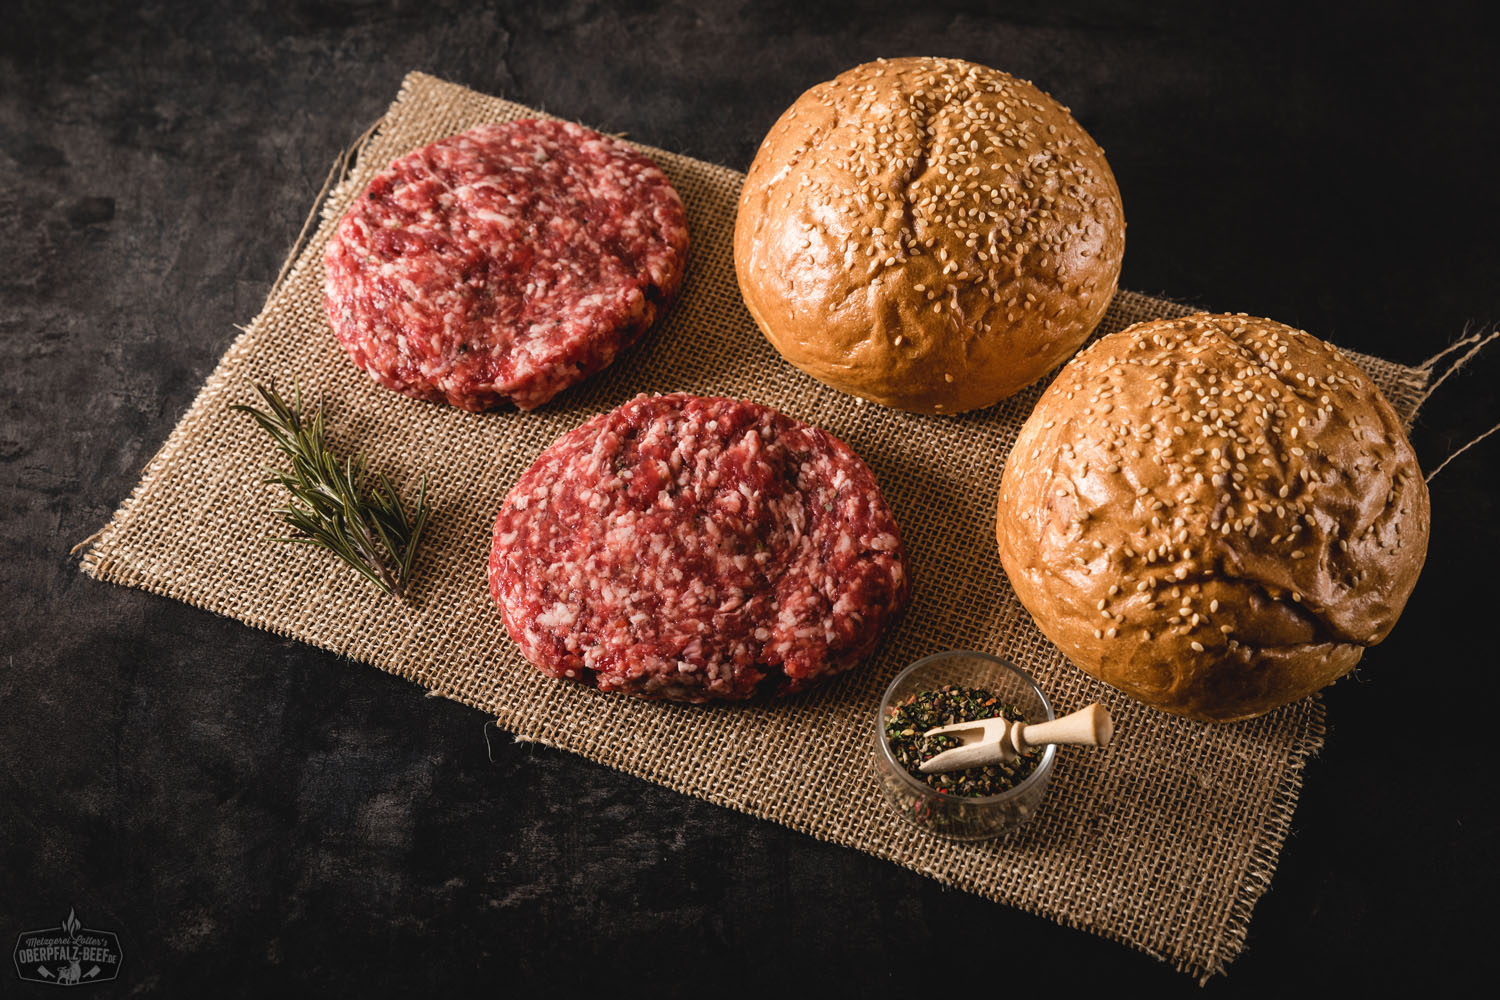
xmin=78 ymin=71 xmax=1444 ymax=983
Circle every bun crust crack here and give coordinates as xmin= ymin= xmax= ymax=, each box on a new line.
xmin=996 ymin=313 xmax=1430 ymax=722
xmin=735 ymin=56 xmax=1125 ymax=414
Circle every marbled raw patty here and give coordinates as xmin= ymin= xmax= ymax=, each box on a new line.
xmin=489 ymin=393 xmax=910 ymax=700
xmin=324 ymin=120 xmax=690 ymax=411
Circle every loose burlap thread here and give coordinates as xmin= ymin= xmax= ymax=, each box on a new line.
xmin=79 ymin=72 xmax=1434 ymax=981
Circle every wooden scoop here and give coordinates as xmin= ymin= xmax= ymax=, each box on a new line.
xmin=917 ymin=703 xmax=1114 ymax=774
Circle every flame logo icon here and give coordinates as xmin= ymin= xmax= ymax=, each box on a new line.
xmin=13 ymin=904 xmax=123 ymax=986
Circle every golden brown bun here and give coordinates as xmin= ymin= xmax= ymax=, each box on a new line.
xmin=734 ymin=56 xmax=1124 ymax=414
xmin=996 ymin=313 xmax=1430 ymax=722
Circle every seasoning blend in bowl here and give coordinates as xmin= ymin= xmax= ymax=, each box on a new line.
xmin=873 ymin=651 xmax=1056 ymax=841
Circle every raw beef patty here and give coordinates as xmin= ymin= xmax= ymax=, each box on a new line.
xmin=489 ymin=393 xmax=910 ymax=700
xmin=324 ymin=120 xmax=690 ymax=411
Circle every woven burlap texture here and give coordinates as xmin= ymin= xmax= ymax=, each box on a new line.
xmin=80 ymin=72 xmax=1431 ymax=982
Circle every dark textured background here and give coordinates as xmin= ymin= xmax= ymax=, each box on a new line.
xmin=3 ymin=0 xmax=1497 ymax=993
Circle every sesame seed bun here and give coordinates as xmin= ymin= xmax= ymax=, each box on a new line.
xmin=996 ymin=313 xmax=1430 ymax=722
xmin=734 ymin=56 xmax=1125 ymax=414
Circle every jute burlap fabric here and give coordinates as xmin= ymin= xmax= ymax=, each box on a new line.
xmin=80 ymin=72 xmax=1432 ymax=981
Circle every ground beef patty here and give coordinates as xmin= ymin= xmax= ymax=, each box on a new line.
xmin=489 ymin=393 xmax=910 ymax=701
xmin=324 ymin=120 xmax=690 ymax=411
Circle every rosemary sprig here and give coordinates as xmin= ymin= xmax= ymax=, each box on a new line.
xmin=232 ymin=382 xmax=429 ymax=600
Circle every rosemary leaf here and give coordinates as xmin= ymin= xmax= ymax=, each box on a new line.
xmin=232 ymin=382 xmax=429 ymax=600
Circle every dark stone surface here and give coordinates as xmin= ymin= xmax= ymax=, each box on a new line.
xmin=3 ymin=1 xmax=1496 ymax=993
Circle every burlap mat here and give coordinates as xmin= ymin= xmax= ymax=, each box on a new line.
xmin=79 ymin=72 xmax=1432 ymax=981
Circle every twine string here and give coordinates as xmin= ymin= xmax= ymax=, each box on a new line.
xmin=68 ymin=73 xmax=1456 ymax=982
xmin=269 ymin=116 xmax=384 ymax=302
xmin=1426 ymin=422 xmax=1500 ymax=484
xmin=1405 ymin=326 xmax=1500 ymax=483
xmin=1409 ymin=327 xmax=1499 ymax=416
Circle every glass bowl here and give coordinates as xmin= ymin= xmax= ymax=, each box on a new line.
xmin=872 ymin=650 xmax=1057 ymax=841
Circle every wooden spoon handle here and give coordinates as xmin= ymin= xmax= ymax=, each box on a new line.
xmin=1017 ymin=703 xmax=1114 ymax=751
